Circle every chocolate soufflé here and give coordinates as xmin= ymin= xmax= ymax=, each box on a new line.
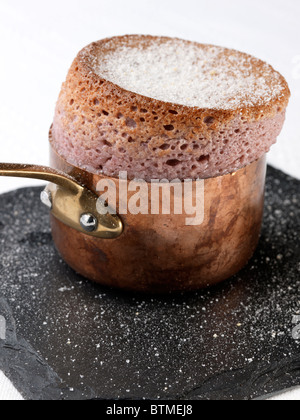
xmin=49 ymin=35 xmax=291 ymax=292
xmin=52 ymin=35 xmax=290 ymax=182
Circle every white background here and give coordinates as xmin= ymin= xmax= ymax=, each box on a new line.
xmin=0 ymin=0 xmax=299 ymax=400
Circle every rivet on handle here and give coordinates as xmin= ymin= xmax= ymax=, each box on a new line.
xmin=0 ymin=163 xmax=123 ymax=239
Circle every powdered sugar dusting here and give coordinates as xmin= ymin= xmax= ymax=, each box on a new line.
xmin=95 ymin=39 xmax=285 ymax=109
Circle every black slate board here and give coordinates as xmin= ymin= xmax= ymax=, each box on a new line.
xmin=0 ymin=166 xmax=299 ymax=401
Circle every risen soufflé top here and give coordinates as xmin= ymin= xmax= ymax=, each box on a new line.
xmin=52 ymin=35 xmax=290 ymax=181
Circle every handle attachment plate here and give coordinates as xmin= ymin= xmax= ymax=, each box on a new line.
xmin=0 ymin=163 xmax=123 ymax=239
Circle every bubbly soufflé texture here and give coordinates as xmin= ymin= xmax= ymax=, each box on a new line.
xmin=52 ymin=35 xmax=290 ymax=181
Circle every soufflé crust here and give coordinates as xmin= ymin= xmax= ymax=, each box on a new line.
xmin=52 ymin=35 xmax=290 ymax=181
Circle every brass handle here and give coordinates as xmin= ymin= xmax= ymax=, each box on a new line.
xmin=0 ymin=163 xmax=123 ymax=239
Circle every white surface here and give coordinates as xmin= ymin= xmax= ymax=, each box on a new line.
xmin=0 ymin=372 xmax=23 ymax=401
xmin=268 ymin=387 xmax=300 ymax=401
xmin=0 ymin=0 xmax=299 ymax=400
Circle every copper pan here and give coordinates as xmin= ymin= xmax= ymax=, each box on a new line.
xmin=0 ymin=134 xmax=266 ymax=293
xmin=48 ymin=133 xmax=267 ymax=294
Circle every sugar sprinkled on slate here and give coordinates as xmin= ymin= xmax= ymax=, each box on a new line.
xmin=0 ymin=166 xmax=299 ymax=400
